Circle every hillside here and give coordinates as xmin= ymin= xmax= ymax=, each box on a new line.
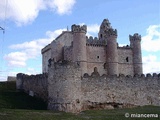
xmin=0 ymin=81 xmax=47 ymax=109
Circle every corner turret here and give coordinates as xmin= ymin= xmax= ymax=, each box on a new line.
xmin=129 ymin=33 xmax=143 ymax=75
xmin=72 ymin=24 xmax=87 ymax=75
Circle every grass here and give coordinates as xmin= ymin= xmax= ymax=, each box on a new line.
xmin=0 ymin=81 xmax=47 ymax=110
xmin=0 ymin=81 xmax=160 ymax=120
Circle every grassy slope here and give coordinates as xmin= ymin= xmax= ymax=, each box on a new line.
xmin=0 ymin=81 xmax=160 ymax=120
xmin=0 ymin=81 xmax=47 ymax=110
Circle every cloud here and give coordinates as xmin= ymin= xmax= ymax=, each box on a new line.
xmin=79 ymin=23 xmax=99 ymax=37
xmin=141 ymin=24 xmax=160 ymax=52
xmin=25 ymin=67 xmax=41 ymax=75
xmin=9 ymin=39 xmax=51 ymax=59
xmin=46 ymin=0 xmax=76 ymax=15
xmin=0 ymin=0 xmax=45 ymax=26
xmin=4 ymin=52 xmax=27 ymax=67
xmin=87 ymin=24 xmax=99 ymax=34
xmin=142 ymin=55 xmax=160 ymax=73
xmin=141 ymin=24 xmax=160 ymax=74
xmin=4 ymin=28 xmax=65 ymax=67
xmin=0 ymin=0 xmax=76 ymax=26
xmin=46 ymin=28 xmax=66 ymax=38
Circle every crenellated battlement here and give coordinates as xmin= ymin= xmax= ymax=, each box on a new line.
xmin=105 ymin=28 xmax=118 ymax=37
xmin=129 ymin=33 xmax=141 ymax=41
xmin=81 ymin=71 xmax=160 ymax=111
xmin=118 ymin=45 xmax=131 ymax=49
xmin=71 ymin=24 xmax=87 ymax=33
xmin=86 ymin=36 xmax=106 ymax=46
xmin=83 ymin=72 xmax=160 ymax=79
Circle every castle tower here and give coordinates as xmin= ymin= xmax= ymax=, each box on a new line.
xmin=98 ymin=19 xmax=112 ymax=42
xmin=130 ymin=33 xmax=143 ymax=75
xmin=104 ymin=20 xmax=118 ymax=75
xmin=72 ymin=24 xmax=87 ymax=75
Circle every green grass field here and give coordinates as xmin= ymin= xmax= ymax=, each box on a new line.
xmin=0 ymin=81 xmax=160 ymax=120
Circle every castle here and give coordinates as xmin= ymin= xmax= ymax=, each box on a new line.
xmin=42 ymin=19 xmax=143 ymax=76
xmin=16 ymin=19 xmax=160 ymax=113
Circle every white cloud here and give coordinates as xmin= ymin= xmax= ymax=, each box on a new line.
xmin=87 ymin=24 xmax=99 ymax=37
xmin=46 ymin=28 xmax=66 ymax=38
xmin=87 ymin=24 xmax=99 ymax=34
xmin=0 ymin=0 xmax=45 ymax=26
xmin=4 ymin=28 xmax=65 ymax=67
xmin=79 ymin=23 xmax=99 ymax=37
xmin=46 ymin=0 xmax=76 ymax=15
xmin=4 ymin=52 xmax=27 ymax=67
xmin=142 ymin=55 xmax=160 ymax=73
xmin=9 ymin=39 xmax=52 ymax=59
xmin=0 ymin=0 xmax=76 ymax=26
xmin=141 ymin=24 xmax=160 ymax=74
xmin=142 ymin=25 xmax=160 ymax=52
xmin=25 ymin=67 xmax=41 ymax=75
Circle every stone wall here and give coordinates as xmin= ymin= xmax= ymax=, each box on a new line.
xmin=81 ymin=73 xmax=160 ymax=110
xmin=53 ymin=31 xmax=73 ymax=47
xmin=52 ymin=31 xmax=73 ymax=61
xmin=7 ymin=76 xmax=17 ymax=81
xmin=47 ymin=62 xmax=160 ymax=113
xmin=64 ymin=46 xmax=73 ymax=61
xmin=42 ymin=45 xmax=51 ymax=73
xmin=47 ymin=61 xmax=82 ymax=113
xmin=118 ymin=47 xmax=134 ymax=76
xmin=42 ymin=31 xmax=73 ymax=73
xmin=16 ymin=73 xmax=48 ymax=101
xmin=16 ymin=61 xmax=160 ymax=113
xmin=86 ymin=45 xmax=107 ymax=75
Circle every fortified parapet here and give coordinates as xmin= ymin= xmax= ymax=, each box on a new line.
xmin=86 ymin=36 xmax=106 ymax=46
xmin=72 ymin=24 xmax=87 ymax=75
xmin=129 ymin=33 xmax=143 ymax=75
xmin=106 ymin=27 xmax=119 ymax=75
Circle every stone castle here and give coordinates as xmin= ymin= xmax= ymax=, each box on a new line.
xmin=16 ymin=19 xmax=160 ymax=113
xmin=42 ymin=19 xmax=143 ymax=76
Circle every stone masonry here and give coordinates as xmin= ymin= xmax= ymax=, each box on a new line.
xmin=46 ymin=60 xmax=160 ymax=113
xmin=41 ymin=19 xmax=143 ymax=76
xmin=16 ymin=19 xmax=160 ymax=113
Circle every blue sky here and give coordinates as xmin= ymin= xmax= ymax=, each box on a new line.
xmin=0 ymin=0 xmax=160 ymax=81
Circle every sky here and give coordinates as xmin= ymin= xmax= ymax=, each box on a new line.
xmin=0 ymin=0 xmax=160 ymax=81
